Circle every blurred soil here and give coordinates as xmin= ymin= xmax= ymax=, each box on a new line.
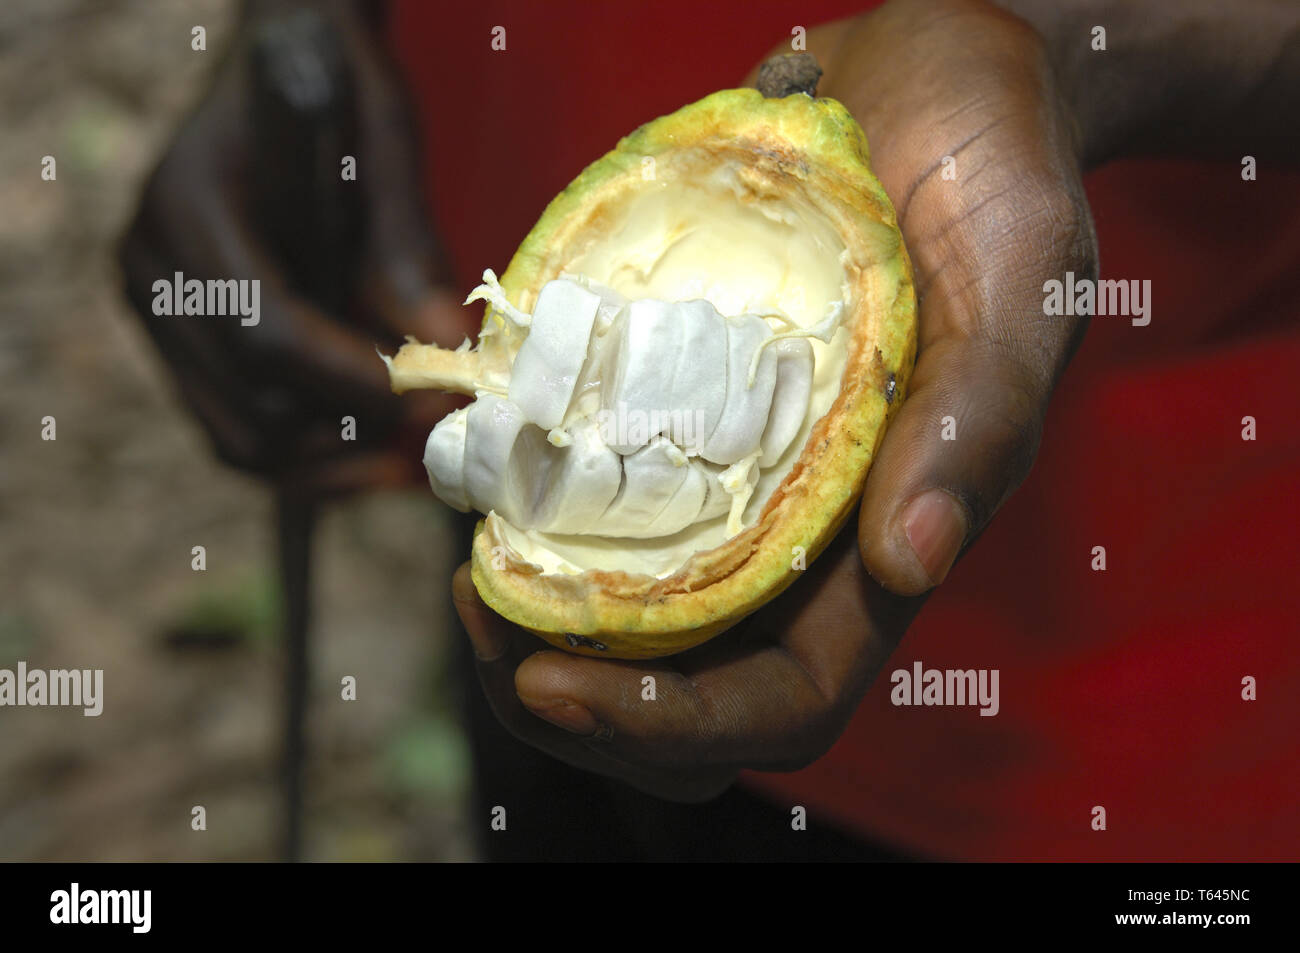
xmin=0 ymin=0 xmax=474 ymax=861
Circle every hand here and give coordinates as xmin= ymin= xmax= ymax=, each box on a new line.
xmin=454 ymin=528 xmax=924 ymax=802
xmin=455 ymin=0 xmax=1098 ymax=800
xmin=119 ymin=3 xmax=475 ymax=495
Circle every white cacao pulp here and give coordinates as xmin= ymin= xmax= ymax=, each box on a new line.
xmin=381 ymin=158 xmax=859 ymax=580
xmin=416 ymin=270 xmax=842 ymax=546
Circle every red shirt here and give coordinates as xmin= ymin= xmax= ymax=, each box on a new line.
xmin=390 ymin=0 xmax=1300 ymax=860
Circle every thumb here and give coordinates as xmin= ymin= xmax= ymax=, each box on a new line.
xmin=858 ymin=333 xmax=1057 ymax=596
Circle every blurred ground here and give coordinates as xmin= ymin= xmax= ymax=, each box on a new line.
xmin=0 ymin=0 xmax=474 ymax=860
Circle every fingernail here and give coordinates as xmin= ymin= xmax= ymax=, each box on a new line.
xmin=902 ymin=490 xmax=967 ymax=588
xmin=521 ymin=698 xmax=600 ymax=736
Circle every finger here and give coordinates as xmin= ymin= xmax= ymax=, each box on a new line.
xmin=451 ymin=565 xmax=734 ymax=801
xmin=858 ymin=329 xmax=1066 ymax=597
xmin=513 ymin=640 xmax=825 ymax=773
xmin=212 ymin=202 xmax=411 ymax=417
xmin=858 ymin=158 xmax=1095 ymax=597
xmin=452 ymin=563 xmax=624 ymax=760
xmin=123 ymin=211 xmax=450 ymax=480
xmin=138 ymin=135 xmax=406 ymax=417
xmin=768 ymin=520 xmax=922 ymax=708
xmin=120 ymin=223 xmax=284 ymax=468
xmin=507 ymin=526 xmax=910 ymax=773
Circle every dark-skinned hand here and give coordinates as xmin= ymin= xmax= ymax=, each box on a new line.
xmin=119 ymin=1 xmax=475 ymax=497
xmin=453 ymin=0 xmax=1098 ymax=801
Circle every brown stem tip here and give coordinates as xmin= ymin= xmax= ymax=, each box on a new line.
xmin=756 ymin=52 xmax=822 ymax=98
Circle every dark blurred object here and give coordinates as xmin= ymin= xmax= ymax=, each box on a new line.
xmin=251 ymin=9 xmax=364 ymax=316
xmin=250 ymin=8 xmax=359 ymax=863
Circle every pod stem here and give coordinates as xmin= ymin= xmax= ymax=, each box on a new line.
xmin=756 ymin=53 xmax=822 ymax=98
